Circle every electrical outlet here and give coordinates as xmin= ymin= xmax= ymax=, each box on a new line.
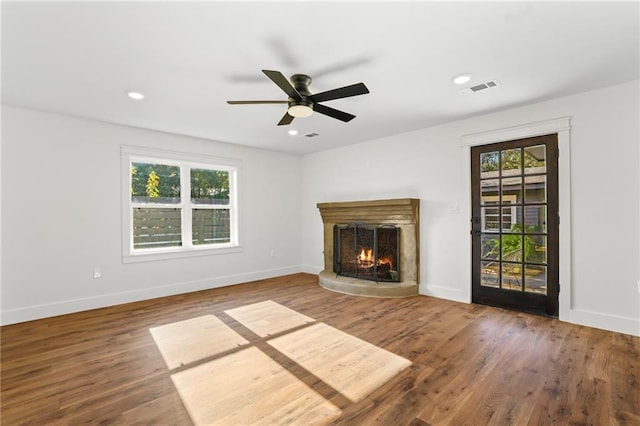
xmin=270 ymin=249 xmax=276 ymax=258
xmin=637 ymin=280 xmax=640 ymax=294
xmin=93 ymin=268 xmax=102 ymax=279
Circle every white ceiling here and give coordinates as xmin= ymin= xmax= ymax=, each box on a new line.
xmin=2 ymin=1 xmax=639 ymax=155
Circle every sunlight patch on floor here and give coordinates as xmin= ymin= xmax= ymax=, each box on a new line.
xmin=268 ymin=322 xmax=412 ymax=402
xmin=150 ymin=301 xmax=411 ymax=424
xmin=225 ymin=300 xmax=315 ymax=337
xmin=171 ymin=346 xmax=341 ymax=425
xmin=150 ymin=315 xmax=249 ymax=369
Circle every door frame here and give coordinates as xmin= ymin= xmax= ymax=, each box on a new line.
xmin=471 ymin=135 xmax=559 ymax=316
xmin=460 ymin=117 xmax=572 ymax=322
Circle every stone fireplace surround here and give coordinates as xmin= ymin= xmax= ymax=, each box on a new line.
xmin=317 ymin=198 xmax=420 ymax=297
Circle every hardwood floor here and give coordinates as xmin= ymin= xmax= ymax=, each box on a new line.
xmin=1 ymin=273 xmax=639 ymax=425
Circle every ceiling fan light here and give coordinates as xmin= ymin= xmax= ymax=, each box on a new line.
xmin=288 ymin=104 xmax=313 ymax=118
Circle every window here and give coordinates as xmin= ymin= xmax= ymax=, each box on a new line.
xmin=122 ymin=146 xmax=241 ymax=262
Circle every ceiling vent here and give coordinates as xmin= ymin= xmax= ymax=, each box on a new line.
xmin=305 ymin=132 xmax=319 ymax=138
xmin=469 ymin=80 xmax=498 ymax=92
xmin=459 ymin=80 xmax=498 ymax=94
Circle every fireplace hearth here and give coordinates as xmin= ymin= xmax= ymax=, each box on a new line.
xmin=317 ymin=198 xmax=420 ymax=298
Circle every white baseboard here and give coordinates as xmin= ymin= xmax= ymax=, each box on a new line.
xmin=422 ymin=284 xmax=639 ymax=337
xmin=300 ymin=264 xmax=323 ymax=275
xmin=422 ymin=283 xmax=469 ymax=304
xmin=568 ymin=308 xmax=640 ymax=337
xmin=0 ymin=266 xmax=303 ymax=326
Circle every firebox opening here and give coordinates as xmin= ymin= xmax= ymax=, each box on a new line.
xmin=333 ymin=224 xmax=400 ymax=283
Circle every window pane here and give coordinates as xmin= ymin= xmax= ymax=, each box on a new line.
xmin=480 ymin=151 xmax=499 ymax=179
xmin=481 ymin=235 xmax=500 ymax=260
xmin=501 ymin=262 xmax=522 ymax=291
xmin=524 ymin=206 xmax=547 ymax=233
xmin=133 ymin=208 xmax=182 ymax=249
xmin=525 ymin=235 xmax=547 ymax=264
xmin=191 ymin=169 xmax=230 ymax=205
xmin=524 ymin=265 xmax=547 ymax=294
xmin=501 ymin=177 xmax=522 ymax=203
xmin=192 ymin=209 xmax=231 ymax=245
xmin=524 ymin=145 xmax=546 ymax=174
xmin=501 ymin=148 xmax=521 ymax=176
xmin=525 ymin=175 xmax=546 ymax=203
xmin=481 ymin=261 xmax=499 ymax=288
xmin=481 ymin=179 xmax=499 ymax=203
xmin=481 ymin=207 xmax=500 ymax=232
xmin=131 ymin=162 xmax=180 ymax=204
xmin=502 ymin=234 xmax=522 ymax=262
xmin=503 ymin=206 xmax=523 ymax=232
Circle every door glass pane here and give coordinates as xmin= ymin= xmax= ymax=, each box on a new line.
xmin=501 ymin=177 xmax=522 ymax=203
xmin=502 ymin=206 xmax=523 ymax=232
xmin=480 ymin=151 xmax=499 ymax=179
xmin=524 ymin=206 xmax=547 ymax=233
xmin=524 ymin=265 xmax=547 ymax=294
xmin=481 ymin=179 xmax=499 ymax=202
xmin=525 ymin=175 xmax=546 ymax=203
xmin=525 ymin=235 xmax=547 ymax=264
xmin=502 ymin=234 xmax=522 ymax=262
xmin=501 ymin=148 xmax=522 ymax=176
xmin=524 ymin=145 xmax=546 ymax=174
xmin=482 ymin=207 xmax=500 ymax=232
xmin=481 ymin=261 xmax=500 ymax=288
xmin=501 ymin=262 xmax=522 ymax=290
xmin=481 ymin=235 xmax=500 ymax=259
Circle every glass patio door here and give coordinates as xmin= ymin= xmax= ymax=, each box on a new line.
xmin=471 ymin=134 xmax=559 ymax=316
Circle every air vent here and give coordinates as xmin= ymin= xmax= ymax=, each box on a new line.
xmin=305 ymin=133 xmax=319 ymax=138
xmin=469 ymin=80 xmax=498 ymax=92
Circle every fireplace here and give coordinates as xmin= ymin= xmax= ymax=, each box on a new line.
xmin=317 ymin=198 xmax=419 ymax=298
xmin=334 ymin=224 xmax=400 ymax=282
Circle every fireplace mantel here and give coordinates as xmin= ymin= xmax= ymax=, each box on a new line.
xmin=317 ymin=198 xmax=420 ymax=297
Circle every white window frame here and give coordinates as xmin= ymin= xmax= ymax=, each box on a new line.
xmin=121 ymin=146 xmax=242 ymax=263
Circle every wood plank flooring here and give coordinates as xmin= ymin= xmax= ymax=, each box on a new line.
xmin=1 ymin=273 xmax=639 ymax=425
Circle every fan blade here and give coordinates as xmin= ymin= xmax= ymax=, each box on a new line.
xmin=227 ymin=100 xmax=288 ymax=104
xmin=309 ymin=82 xmax=369 ymax=103
xmin=313 ymin=103 xmax=355 ymax=122
xmin=262 ymin=70 xmax=302 ymax=100
xmin=277 ymin=112 xmax=295 ymax=126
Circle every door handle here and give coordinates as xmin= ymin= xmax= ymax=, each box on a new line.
xmin=470 ymin=229 xmax=482 ymax=237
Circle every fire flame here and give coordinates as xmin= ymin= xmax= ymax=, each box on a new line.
xmin=358 ymin=248 xmax=373 ymax=263
xmin=357 ymin=247 xmax=393 ymax=269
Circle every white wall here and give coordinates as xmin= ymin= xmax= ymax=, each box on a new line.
xmin=1 ymin=106 xmax=303 ymax=324
xmin=3 ymin=80 xmax=639 ymax=336
xmin=301 ymin=79 xmax=640 ymax=336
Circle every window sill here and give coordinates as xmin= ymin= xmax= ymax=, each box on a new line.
xmin=122 ymin=245 xmax=243 ymax=264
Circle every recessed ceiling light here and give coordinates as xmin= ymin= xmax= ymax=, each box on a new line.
xmin=126 ymin=91 xmax=145 ymax=100
xmin=453 ymin=74 xmax=472 ymax=85
xmin=288 ymin=129 xmax=298 ymax=136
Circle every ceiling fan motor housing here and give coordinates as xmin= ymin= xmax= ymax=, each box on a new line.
xmin=290 ymin=74 xmax=312 ymax=95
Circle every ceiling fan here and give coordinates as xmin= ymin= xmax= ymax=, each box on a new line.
xmin=227 ymin=69 xmax=369 ymax=126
